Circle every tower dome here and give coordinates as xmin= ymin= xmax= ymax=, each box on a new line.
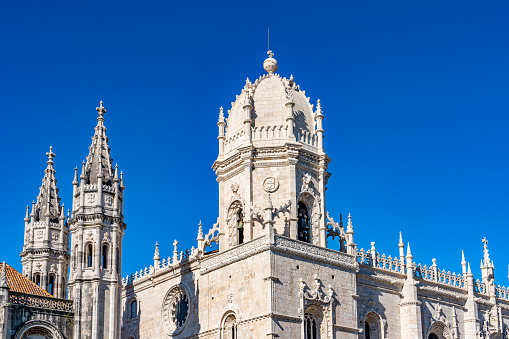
xmin=223 ymin=51 xmax=318 ymax=154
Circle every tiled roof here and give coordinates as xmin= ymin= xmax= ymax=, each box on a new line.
xmin=0 ymin=263 xmax=52 ymax=297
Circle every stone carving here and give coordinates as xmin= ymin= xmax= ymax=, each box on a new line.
xmin=36 ymin=231 xmax=43 ymax=240
xmin=34 ymin=262 xmax=42 ymax=273
xmin=52 ymin=233 xmax=59 ymax=241
xmin=262 ymin=176 xmax=279 ymax=193
xmin=104 ymin=195 xmax=113 ymax=207
xmin=231 ymin=182 xmax=239 ymax=194
xmin=274 ymin=236 xmax=357 ymax=270
xmin=50 ymin=264 xmax=57 ymax=273
xmin=102 ymin=232 xmax=111 ymax=243
xmin=86 ymin=193 xmax=96 ymax=204
xmin=85 ymin=231 xmax=94 ymax=241
xmin=162 ymin=284 xmax=191 ymax=336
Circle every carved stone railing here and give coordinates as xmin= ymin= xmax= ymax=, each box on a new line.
xmin=414 ymin=264 xmax=465 ymax=289
xmin=496 ymin=285 xmax=509 ymax=300
xmin=475 ymin=280 xmax=487 ymax=295
xmin=357 ymin=249 xmax=404 ymax=274
xmin=9 ymin=291 xmax=73 ymax=312
xmin=123 ymin=246 xmax=200 ymax=286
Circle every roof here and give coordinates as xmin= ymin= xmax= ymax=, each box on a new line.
xmin=0 ymin=262 xmax=52 ymax=297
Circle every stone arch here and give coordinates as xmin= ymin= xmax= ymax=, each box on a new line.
xmin=226 ymin=200 xmax=245 ymax=246
xmin=219 ymin=310 xmax=238 ymax=339
xmin=15 ymin=320 xmax=64 ymax=339
xmin=426 ymin=321 xmax=452 ymax=339
xmin=298 ymin=192 xmax=320 ymax=244
xmin=364 ymin=311 xmax=383 ymax=339
xmin=304 ymin=303 xmax=329 ymax=339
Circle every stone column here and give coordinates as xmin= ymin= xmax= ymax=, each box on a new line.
xmin=288 ymin=158 xmax=298 ymax=239
xmin=399 ymin=244 xmax=423 ymax=338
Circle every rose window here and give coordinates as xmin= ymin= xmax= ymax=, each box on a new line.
xmin=162 ymin=285 xmax=190 ymax=335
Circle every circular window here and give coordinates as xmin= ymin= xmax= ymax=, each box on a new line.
xmin=162 ymin=284 xmax=190 ymax=336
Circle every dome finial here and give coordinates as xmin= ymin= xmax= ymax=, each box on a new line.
xmin=264 ymin=50 xmax=278 ymax=74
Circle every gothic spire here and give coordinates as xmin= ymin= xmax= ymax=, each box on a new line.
xmin=0 ymin=262 xmax=8 ymax=288
xmin=83 ymin=101 xmax=114 ymax=185
xmin=33 ymin=147 xmax=62 ymax=222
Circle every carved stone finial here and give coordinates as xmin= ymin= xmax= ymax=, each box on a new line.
xmin=96 ymin=100 xmax=106 ymax=118
xmin=263 ymin=50 xmax=278 ymax=75
xmin=197 ymin=220 xmax=204 ymax=241
xmin=153 ymin=242 xmax=160 ymax=260
xmin=46 ymin=146 xmax=55 ymax=164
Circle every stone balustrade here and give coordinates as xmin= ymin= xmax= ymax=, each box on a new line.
xmin=9 ymin=291 xmax=73 ymax=312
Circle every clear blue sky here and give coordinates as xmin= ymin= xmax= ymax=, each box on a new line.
xmin=1 ymin=1 xmax=508 ymax=284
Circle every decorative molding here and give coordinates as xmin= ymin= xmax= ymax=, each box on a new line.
xmin=200 ymin=236 xmax=269 ymax=274
xmin=273 ymin=236 xmax=357 ymax=271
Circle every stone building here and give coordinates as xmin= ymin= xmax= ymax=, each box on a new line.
xmin=1 ymin=50 xmax=508 ymax=338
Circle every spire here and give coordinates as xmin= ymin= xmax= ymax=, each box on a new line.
xmin=482 ymin=237 xmax=492 ymax=267
xmin=406 ymin=243 xmax=413 ymax=258
xmin=461 ymin=250 xmax=467 ymax=275
xmin=33 ymin=147 xmax=62 ymax=222
xmin=197 ymin=221 xmax=204 ymax=241
xmin=0 ymin=262 xmax=7 ymax=288
xmin=153 ymin=242 xmax=160 ymax=261
xmin=468 ymin=262 xmax=472 ymax=274
xmin=73 ymin=166 xmax=79 ymax=185
xmin=83 ymin=101 xmax=114 ymax=185
xmin=24 ymin=206 xmax=30 ymax=223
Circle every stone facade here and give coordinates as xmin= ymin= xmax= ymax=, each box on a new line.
xmin=3 ymin=50 xmax=509 ymax=339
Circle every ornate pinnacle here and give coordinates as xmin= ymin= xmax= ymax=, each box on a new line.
xmin=24 ymin=206 xmax=30 ymax=222
xmin=153 ymin=242 xmax=160 ymax=260
xmin=267 ymin=50 xmax=274 ymax=58
xmin=96 ymin=100 xmax=106 ymax=120
xmin=0 ymin=262 xmax=8 ymax=288
xmin=482 ymin=237 xmax=491 ymax=266
xmin=46 ymin=146 xmax=55 ymax=164
xmin=399 ymin=232 xmax=404 ymax=246
xmin=316 ymin=99 xmax=323 ymax=116
xmin=406 ymin=243 xmax=413 ymax=258
xmin=197 ymin=221 xmax=204 ymax=241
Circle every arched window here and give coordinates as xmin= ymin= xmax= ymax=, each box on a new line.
xmin=237 ymin=210 xmax=244 ymax=245
xmin=102 ymin=244 xmax=108 ymax=269
xmin=48 ymin=274 xmax=55 ymax=296
xmin=304 ymin=313 xmax=318 ymax=339
xmin=364 ymin=312 xmax=382 ymax=339
xmin=429 ymin=334 xmax=439 ymax=339
xmin=33 ymin=273 xmax=41 ymax=286
xmin=87 ymin=243 xmax=93 ymax=267
xmin=130 ymin=300 xmax=137 ymax=319
xmin=298 ymin=202 xmax=310 ymax=243
xmin=427 ymin=321 xmax=451 ymax=339
xmin=223 ymin=313 xmax=237 ymax=339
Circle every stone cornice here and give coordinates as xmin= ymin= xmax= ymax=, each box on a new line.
xmin=272 ymin=235 xmax=358 ymax=271
xmin=200 ymin=236 xmax=270 ymax=274
xmin=417 ymin=283 xmax=468 ymax=302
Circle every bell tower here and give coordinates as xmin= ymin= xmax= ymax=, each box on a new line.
xmin=68 ymin=101 xmax=125 ymax=339
xmin=20 ymin=147 xmax=69 ymax=298
xmin=213 ymin=51 xmax=331 ymax=252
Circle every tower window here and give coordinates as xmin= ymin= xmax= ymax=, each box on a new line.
xmin=304 ymin=313 xmax=317 ymax=339
xmin=33 ymin=273 xmax=41 ymax=286
xmin=87 ymin=244 xmax=93 ymax=267
xmin=48 ymin=274 xmax=55 ymax=296
xmin=237 ymin=210 xmax=244 ymax=245
xmin=102 ymin=244 xmax=108 ymax=269
xmin=131 ymin=300 xmax=138 ymax=319
xmin=298 ymin=202 xmax=310 ymax=243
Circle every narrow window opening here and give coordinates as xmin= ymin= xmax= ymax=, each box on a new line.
xmin=33 ymin=273 xmax=41 ymax=286
xmin=237 ymin=210 xmax=244 ymax=245
xmin=365 ymin=322 xmax=371 ymax=339
xmin=102 ymin=244 xmax=108 ymax=269
xmin=48 ymin=275 xmax=55 ymax=296
xmin=298 ymin=202 xmax=310 ymax=243
xmin=87 ymin=244 xmax=93 ymax=267
xmin=131 ymin=300 xmax=137 ymax=319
